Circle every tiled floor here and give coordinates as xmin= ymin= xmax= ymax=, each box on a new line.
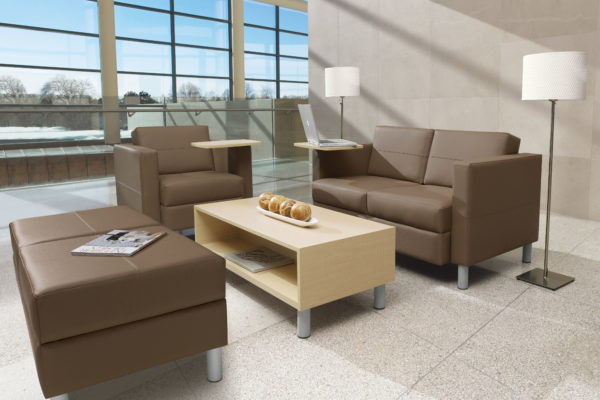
xmin=1 ymin=158 xmax=600 ymax=399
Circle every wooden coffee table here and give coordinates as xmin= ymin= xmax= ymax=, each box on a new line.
xmin=194 ymin=198 xmax=395 ymax=338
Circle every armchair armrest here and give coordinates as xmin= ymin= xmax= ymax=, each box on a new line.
xmin=113 ymin=144 xmax=161 ymax=221
xmin=312 ymin=143 xmax=373 ymax=180
xmin=451 ymin=153 xmax=542 ymax=266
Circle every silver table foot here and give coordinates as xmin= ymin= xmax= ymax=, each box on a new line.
xmin=206 ymin=347 xmax=222 ymax=382
xmin=522 ymin=243 xmax=532 ymax=263
xmin=458 ymin=265 xmax=469 ymax=290
xmin=51 ymin=394 xmax=69 ymax=400
xmin=297 ymin=309 xmax=311 ymax=339
xmin=373 ymin=284 xmax=386 ymax=309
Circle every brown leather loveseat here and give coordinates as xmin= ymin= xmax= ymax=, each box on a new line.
xmin=312 ymin=127 xmax=542 ymax=289
xmin=114 ymin=126 xmax=252 ymax=231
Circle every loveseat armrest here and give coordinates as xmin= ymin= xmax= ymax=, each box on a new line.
xmin=114 ymin=144 xmax=161 ymax=221
xmin=451 ymin=153 xmax=542 ymax=266
xmin=312 ymin=143 xmax=373 ymax=180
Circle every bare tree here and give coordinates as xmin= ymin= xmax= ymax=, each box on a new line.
xmin=0 ymin=75 xmax=26 ymax=103
xmin=41 ymin=75 xmax=94 ymax=104
xmin=245 ymin=83 xmax=255 ymax=99
xmin=178 ymin=82 xmax=201 ymax=100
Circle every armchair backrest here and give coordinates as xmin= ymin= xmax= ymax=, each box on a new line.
xmin=423 ymin=130 xmax=521 ymax=187
xmin=132 ymin=126 xmax=214 ymax=174
xmin=367 ymin=126 xmax=434 ymax=183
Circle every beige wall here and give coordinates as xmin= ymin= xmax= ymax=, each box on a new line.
xmin=309 ymin=0 xmax=600 ymax=220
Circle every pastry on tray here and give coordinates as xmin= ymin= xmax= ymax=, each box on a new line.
xmin=258 ymin=192 xmax=274 ymax=210
xmin=279 ymin=199 xmax=296 ymax=217
xmin=291 ymin=202 xmax=311 ymax=221
xmin=268 ymin=195 xmax=287 ymax=213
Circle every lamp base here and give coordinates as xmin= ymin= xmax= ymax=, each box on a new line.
xmin=516 ymin=268 xmax=574 ymax=291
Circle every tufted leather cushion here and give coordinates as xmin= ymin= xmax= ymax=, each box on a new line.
xmin=423 ymin=129 xmax=520 ymax=187
xmin=367 ymin=126 xmax=434 ymax=184
xmin=132 ymin=126 xmax=214 ymax=174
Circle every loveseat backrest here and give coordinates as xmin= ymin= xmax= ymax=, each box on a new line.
xmin=132 ymin=126 xmax=214 ymax=174
xmin=368 ymin=126 xmax=434 ymax=183
xmin=423 ymin=129 xmax=520 ymax=187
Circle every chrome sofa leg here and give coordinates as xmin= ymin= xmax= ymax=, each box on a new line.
xmin=51 ymin=394 xmax=69 ymax=400
xmin=522 ymin=243 xmax=532 ymax=263
xmin=206 ymin=347 xmax=223 ymax=382
xmin=458 ymin=265 xmax=469 ymax=290
xmin=373 ymin=284 xmax=386 ymax=309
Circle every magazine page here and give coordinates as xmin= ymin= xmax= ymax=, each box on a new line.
xmin=224 ymin=246 xmax=294 ymax=273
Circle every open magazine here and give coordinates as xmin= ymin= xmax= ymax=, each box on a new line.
xmin=71 ymin=230 xmax=165 ymax=257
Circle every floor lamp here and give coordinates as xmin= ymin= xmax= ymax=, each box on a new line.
xmin=324 ymin=67 xmax=360 ymax=139
xmin=517 ymin=51 xmax=587 ymax=290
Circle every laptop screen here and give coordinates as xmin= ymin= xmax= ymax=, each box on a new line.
xmin=298 ymin=104 xmax=320 ymax=145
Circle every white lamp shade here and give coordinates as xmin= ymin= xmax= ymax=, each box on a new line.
xmin=522 ymin=51 xmax=587 ymax=100
xmin=325 ymin=66 xmax=360 ymax=97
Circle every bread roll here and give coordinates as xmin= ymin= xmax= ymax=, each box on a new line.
xmin=291 ymin=202 xmax=311 ymax=221
xmin=268 ymin=195 xmax=286 ymax=213
xmin=279 ymin=199 xmax=296 ymax=217
xmin=258 ymin=192 xmax=274 ymax=210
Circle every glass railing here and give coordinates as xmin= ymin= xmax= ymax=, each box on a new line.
xmin=0 ymin=99 xmax=309 ymax=187
xmin=0 ymin=98 xmax=308 ymax=161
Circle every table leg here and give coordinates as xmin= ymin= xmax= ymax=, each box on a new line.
xmin=374 ymin=284 xmax=386 ymax=309
xmin=297 ymin=309 xmax=311 ymax=339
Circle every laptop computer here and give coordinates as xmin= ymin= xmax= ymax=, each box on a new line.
xmin=298 ymin=104 xmax=358 ymax=147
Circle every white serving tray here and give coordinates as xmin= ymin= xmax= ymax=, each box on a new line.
xmin=256 ymin=206 xmax=318 ymax=227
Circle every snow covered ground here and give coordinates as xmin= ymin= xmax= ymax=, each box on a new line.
xmin=0 ymin=127 xmax=131 ymax=142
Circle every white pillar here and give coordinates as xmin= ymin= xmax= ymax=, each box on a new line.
xmin=97 ymin=0 xmax=120 ymax=144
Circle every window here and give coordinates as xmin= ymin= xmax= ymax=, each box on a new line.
xmin=0 ymin=0 xmax=101 ymax=105
xmin=114 ymin=1 xmax=232 ymax=103
xmin=243 ymin=2 xmax=308 ymax=99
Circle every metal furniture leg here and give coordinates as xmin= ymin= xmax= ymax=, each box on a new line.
xmin=458 ymin=265 xmax=469 ymax=290
xmin=206 ymin=347 xmax=223 ymax=382
xmin=297 ymin=309 xmax=311 ymax=339
xmin=373 ymin=284 xmax=386 ymax=309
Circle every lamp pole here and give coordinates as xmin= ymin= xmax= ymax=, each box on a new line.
xmin=543 ymin=99 xmax=556 ymax=280
xmin=340 ymin=96 xmax=345 ymax=139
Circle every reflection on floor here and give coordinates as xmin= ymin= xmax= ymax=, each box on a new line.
xmin=1 ymin=158 xmax=600 ymax=399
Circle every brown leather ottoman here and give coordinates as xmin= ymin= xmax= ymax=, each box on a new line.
xmin=10 ymin=206 xmax=227 ymax=399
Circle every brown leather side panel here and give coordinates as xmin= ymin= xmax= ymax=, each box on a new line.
xmin=451 ymin=153 xmax=541 ymax=266
xmin=312 ymin=144 xmax=373 ymax=180
xmin=114 ymin=144 xmax=161 ymax=221
xmin=37 ymin=301 xmax=227 ymax=398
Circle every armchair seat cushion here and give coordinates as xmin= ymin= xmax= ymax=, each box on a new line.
xmin=312 ymin=175 xmax=416 ymax=214
xmin=160 ymin=171 xmax=244 ymax=206
xmin=367 ymin=185 xmax=453 ymax=233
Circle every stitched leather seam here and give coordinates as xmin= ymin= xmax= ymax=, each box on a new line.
xmin=374 ymin=149 xmax=427 ymax=158
xmin=429 ymin=155 xmax=463 ymax=162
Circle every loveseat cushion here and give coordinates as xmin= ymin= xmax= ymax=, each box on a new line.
xmin=367 ymin=126 xmax=434 ymax=183
xmin=14 ymin=225 xmax=225 ymax=344
xmin=133 ymin=126 xmax=214 ymax=174
xmin=367 ymin=184 xmax=453 ymax=233
xmin=423 ymin=129 xmax=520 ymax=187
xmin=160 ymin=171 xmax=244 ymax=206
xmin=312 ymin=175 xmax=416 ymax=214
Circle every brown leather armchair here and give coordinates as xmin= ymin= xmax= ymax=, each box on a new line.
xmin=114 ymin=126 xmax=252 ymax=230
